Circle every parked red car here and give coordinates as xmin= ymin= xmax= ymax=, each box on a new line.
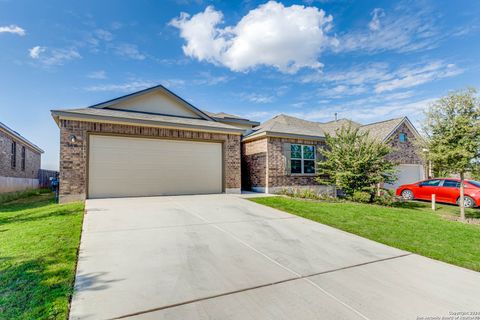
xmin=396 ymin=178 xmax=480 ymax=208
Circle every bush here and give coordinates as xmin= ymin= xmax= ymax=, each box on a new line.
xmin=374 ymin=189 xmax=405 ymax=207
xmin=352 ymin=190 xmax=372 ymax=203
xmin=277 ymin=188 xmax=336 ymax=201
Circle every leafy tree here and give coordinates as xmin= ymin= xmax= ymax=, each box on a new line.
xmin=423 ymin=88 xmax=480 ymax=220
xmin=316 ymin=125 xmax=397 ymax=199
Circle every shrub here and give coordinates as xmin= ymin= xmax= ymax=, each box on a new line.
xmin=352 ymin=190 xmax=372 ymax=203
xmin=277 ymin=188 xmax=336 ymax=201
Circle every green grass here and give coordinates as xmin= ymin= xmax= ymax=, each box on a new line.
xmin=0 ymin=188 xmax=51 ymax=205
xmin=250 ymin=197 xmax=480 ymax=271
xmin=0 ymin=191 xmax=84 ymax=319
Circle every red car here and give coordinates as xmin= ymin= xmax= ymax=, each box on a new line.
xmin=396 ymin=178 xmax=480 ymax=208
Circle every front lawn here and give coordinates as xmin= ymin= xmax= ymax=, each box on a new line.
xmin=0 ymin=190 xmax=84 ymax=319
xmin=250 ymin=197 xmax=480 ymax=272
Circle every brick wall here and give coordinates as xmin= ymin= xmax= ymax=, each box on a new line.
xmin=267 ymin=137 xmax=326 ymax=190
xmin=59 ymin=119 xmax=241 ymax=202
xmin=0 ymin=130 xmax=41 ymax=179
xmin=385 ymin=122 xmax=423 ymax=165
xmin=241 ymin=138 xmax=267 ymax=191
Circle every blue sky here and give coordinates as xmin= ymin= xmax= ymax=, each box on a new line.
xmin=1 ymin=0 xmax=479 ymax=170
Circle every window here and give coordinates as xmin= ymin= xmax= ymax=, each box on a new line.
xmin=21 ymin=146 xmax=26 ymax=171
xmin=399 ymin=133 xmax=407 ymax=142
xmin=419 ymin=179 xmax=441 ymax=187
xmin=291 ymin=144 xmax=315 ymax=174
xmin=11 ymin=141 xmax=16 ymax=169
xmin=442 ymin=179 xmax=460 ymax=188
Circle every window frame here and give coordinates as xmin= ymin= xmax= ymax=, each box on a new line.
xmin=21 ymin=146 xmax=26 ymax=171
xmin=399 ymin=133 xmax=407 ymax=143
xmin=290 ymin=144 xmax=316 ymax=175
xmin=11 ymin=141 xmax=16 ymax=169
xmin=419 ymin=179 xmax=441 ymax=187
xmin=441 ymin=179 xmax=460 ymax=188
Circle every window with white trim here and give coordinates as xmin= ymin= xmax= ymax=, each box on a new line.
xmin=291 ymin=144 xmax=315 ymax=174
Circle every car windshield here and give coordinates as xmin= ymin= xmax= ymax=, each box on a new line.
xmin=468 ymin=180 xmax=480 ymax=188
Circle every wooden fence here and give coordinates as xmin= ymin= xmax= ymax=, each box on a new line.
xmin=38 ymin=169 xmax=58 ymax=188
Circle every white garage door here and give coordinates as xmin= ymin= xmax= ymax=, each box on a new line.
xmin=88 ymin=135 xmax=223 ymax=198
xmin=385 ymin=164 xmax=425 ymax=189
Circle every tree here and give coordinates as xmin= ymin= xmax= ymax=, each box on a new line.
xmin=316 ymin=125 xmax=397 ymax=199
xmin=423 ymin=88 xmax=480 ymax=220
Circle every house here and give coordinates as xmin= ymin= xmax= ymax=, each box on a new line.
xmin=51 ymin=85 xmax=259 ymax=203
xmin=52 ymin=85 xmax=424 ymax=203
xmin=242 ymin=114 xmax=425 ymax=193
xmin=0 ymin=121 xmax=44 ymax=192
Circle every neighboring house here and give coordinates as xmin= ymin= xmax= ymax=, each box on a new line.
xmin=242 ymin=114 xmax=425 ymax=193
xmin=52 ymin=85 xmax=424 ymax=203
xmin=0 ymin=121 xmax=44 ymax=192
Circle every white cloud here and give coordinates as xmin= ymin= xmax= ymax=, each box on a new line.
xmin=87 ymin=70 xmax=107 ymax=79
xmin=29 ymin=46 xmax=45 ymax=59
xmin=368 ymin=8 xmax=384 ymax=31
xmin=287 ymin=97 xmax=435 ymax=124
xmin=28 ymin=46 xmax=81 ymax=66
xmin=239 ymin=110 xmax=277 ymax=121
xmin=94 ymin=29 xmax=113 ymax=41
xmin=302 ymin=62 xmax=392 ymax=85
xmin=113 ymin=43 xmax=146 ymax=60
xmin=170 ymin=1 xmax=334 ymax=73
xmin=0 ymin=24 xmax=26 ymax=36
xmin=192 ymin=71 xmax=229 ymax=85
xmin=85 ymin=78 xmax=189 ymax=92
xmin=374 ymin=61 xmax=463 ymax=93
xmin=336 ymin=4 xmax=440 ymax=53
xmin=302 ymin=60 xmax=463 ymax=96
xmin=85 ymin=80 xmax=157 ymax=92
xmin=243 ymin=93 xmax=275 ymax=104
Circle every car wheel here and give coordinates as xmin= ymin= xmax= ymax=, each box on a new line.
xmin=401 ymin=189 xmax=414 ymax=200
xmin=457 ymin=196 xmax=476 ymax=208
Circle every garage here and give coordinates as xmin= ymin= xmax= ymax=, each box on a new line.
xmin=88 ymin=135 xmax=223 ymax=199
xmin=386 ymin=164 xmax=425 ymax=189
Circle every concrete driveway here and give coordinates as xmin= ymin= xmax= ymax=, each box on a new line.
xmin=70 ymin=194 xmax=480 ymax=320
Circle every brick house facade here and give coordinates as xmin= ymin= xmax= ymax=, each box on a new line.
xmin=242 ymin=136 xmax=330 ymax=193
xmin=58 ymin=119 xmax=241 ymax=203
xmin=242 ymin=116 xmax=424 ymax=193
xmin=0 ymin=122 xmax=43 ymax=192
xmin=385 ymin=122 xmax=423 ymax=165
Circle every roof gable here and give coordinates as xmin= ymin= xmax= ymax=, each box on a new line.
xmin=89 ymin=85 xmax=213 ymax=121
xmin=359 ymin=117 xmax=422 ymax=142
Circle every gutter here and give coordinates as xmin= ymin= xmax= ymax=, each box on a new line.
xmin=51 ymin=110 xmax=245 ymax=135
xmin=243 ymin=131 xmax=325 ymax=142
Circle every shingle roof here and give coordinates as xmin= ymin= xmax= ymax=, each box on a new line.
xmin=0 ymin=121 xmax=44 ymax=153
xmin=245 ymin=114 xmax=410 ymax=142
xmin=319 ymin=118 xmax=362 ymax=136
xmin=51 ymin=108 xmax=244 ymax=133
xmin=248 ymin=114 xmax=327 ymax=138
xmin=358 ymin=117 xmax=405 ymax=141
xmin=203 ymin=111 xmax=260 ymax=125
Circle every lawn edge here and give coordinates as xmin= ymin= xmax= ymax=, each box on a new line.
xmin=66 ymin=202 xmax=87 ymax=320
xmin=248 ymin=196 xmax=480 ymax=273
